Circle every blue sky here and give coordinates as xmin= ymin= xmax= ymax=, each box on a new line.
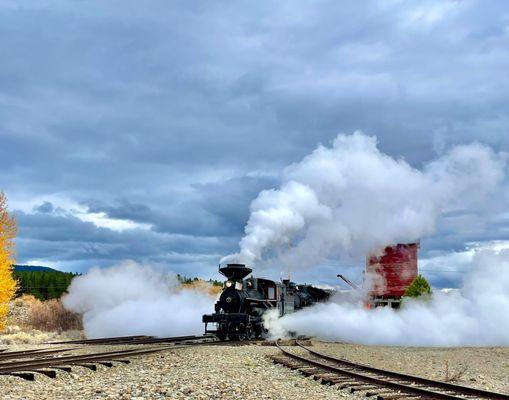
xmin=1 ymin=0 xmax=508 ymax=287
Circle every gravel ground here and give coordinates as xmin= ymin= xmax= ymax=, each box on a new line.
xmin=0 ymin=341 xmax=507 ymax=399
xmin=310 ymin=341 xmax=509 ymax=394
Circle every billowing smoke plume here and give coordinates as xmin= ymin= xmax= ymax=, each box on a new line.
xmin=63 ymin=261 xmax=215 ymax=338
xmin=265 ymin=248 xmax=509 ymax=346
xmin=222 ymin=132 xmax=506 ymax=268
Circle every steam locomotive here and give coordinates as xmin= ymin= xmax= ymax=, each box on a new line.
xmin=202 ymin=263 xmax=330 ymax=340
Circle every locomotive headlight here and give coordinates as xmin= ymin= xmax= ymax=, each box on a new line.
xmin=225 ymin=281 xmax=233 ymax=288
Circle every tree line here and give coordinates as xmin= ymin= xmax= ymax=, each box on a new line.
xmin=14 ymin=270 xmax=79 ymax=300
xmin=12 ymin=272 xmax=222 ymax=301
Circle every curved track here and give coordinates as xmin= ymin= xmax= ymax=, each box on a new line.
xmin=0 ymin=346 xmax=171 ymax=380
xmin=1 ymin=334 xmax=222 ymax=381
xmin=272 ymin=340 xmax=509 ymax=400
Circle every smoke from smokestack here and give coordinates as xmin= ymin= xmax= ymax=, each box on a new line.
xmin=264 ymin=248 xmax=509 ymax=346
xmin=63 ymin=261 xmax=216 ymax=338
xmin=222 ymin=132 xmax=506 ymax=269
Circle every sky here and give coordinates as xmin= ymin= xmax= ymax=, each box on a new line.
xmin=1 ymin=0 xmax=508 ymax=288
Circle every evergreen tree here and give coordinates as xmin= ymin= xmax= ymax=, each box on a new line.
xmin=13 ymin=270 xmax=78 ymax=300
xmin=404 ymin=275 xmax=432 ymax=298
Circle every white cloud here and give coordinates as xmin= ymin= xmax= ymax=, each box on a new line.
xmin=403 ymin=2 xmax=460 ymax=28
xmin=76 ymin=210 xmax=151 ymax=232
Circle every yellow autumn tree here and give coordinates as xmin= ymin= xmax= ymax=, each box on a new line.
xmin=0 ymin=192 xmax=17 ymax=330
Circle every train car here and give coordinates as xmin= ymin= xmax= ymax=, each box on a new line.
xmin=365 ymin=242 xmax=419 ymax=308
xmin=202 ymin=263 xmax=329 ymax=340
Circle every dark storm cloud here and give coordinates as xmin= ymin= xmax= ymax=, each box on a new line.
xmin=1 ymin=0 xmax=508 ymax=285
xmin=34 ymin=201 xmax=54 ymax=214
xmin=16 ymin=209 xmax=235 ymax=276
xmin=82 ymin=175 xmax=276 ymax=237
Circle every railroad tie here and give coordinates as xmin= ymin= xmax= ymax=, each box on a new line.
xmin=30 ymin=369 xmax=57 ymax=379
xmin=4 ymin=372 xmax=36 ymax=381
xmin=348 ymin=384 xmax=378 ymax=393
xmin=313 ymin=373 xmax=339 ymax=383
xmin=318 ymin=372 xmax=343 ymax=380
xmin=0 ymin=369 xmax=58 ymax=380
xmin=335 ymin=381 xmax=361 ymax=389
xmin=296 ymin=369 xmax=315 ymax=377
xmin=98 ymin=361 xmax=114 ymax=367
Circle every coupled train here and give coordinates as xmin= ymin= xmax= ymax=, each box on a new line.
xmin=202 ymin=263 xmax=329 ymax=340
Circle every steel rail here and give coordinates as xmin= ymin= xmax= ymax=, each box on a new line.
xmin=296 ymin=341 xmax=509 ymax=400
xmin=106 ymin=334 xmax=218 ymax=345
xmin=0 ymin=347 xmax=173 ymax=374
xmin=0 ymin=338 xmax=229 ymax=376
xmin=49 ymin=334 xmax=216 ymax=346
xmin=48 ymin=335 xmax=152 ymax=345
xmin=274 ymin=340 xmax=499 ymax=400
xmin=0 ymin=348 xmax=75 ymax=361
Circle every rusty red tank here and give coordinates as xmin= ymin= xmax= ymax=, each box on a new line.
xmin=365 ymin=243 xmax=418 ymax=306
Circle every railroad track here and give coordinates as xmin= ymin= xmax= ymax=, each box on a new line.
xmin=0 ymin=347 xmax=76 ymax=361
xmin=272 ymin=340 xmax=509 ymax=400
xmin=0 ymin=346 xmax=174 ymax=380
xmin=49 ymin=333 xmax=218 ymax=346
xmin=0 ymin=334 xmax=223 ymax=381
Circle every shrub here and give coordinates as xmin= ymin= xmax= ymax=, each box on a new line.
xmin=27 ymin=298 xmax=83 ymax=332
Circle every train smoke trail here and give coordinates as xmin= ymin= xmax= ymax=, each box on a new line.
xmin=265 ymin=248 xmax=509 ymax=346
xmin=222 ymin=132 xmax=506 ymax=269
xmin=63 ymin=261 xmax=215 ymax=338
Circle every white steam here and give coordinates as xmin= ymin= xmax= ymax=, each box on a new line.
xmin=222 ymin=132 xmax=506 ymax=268
xmin=266 ymin=248 xmax=509 ymax=347
xmin=63 ymin=261 xmax=215 ymax=338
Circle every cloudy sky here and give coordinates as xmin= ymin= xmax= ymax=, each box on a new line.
xmin=1 ymin=0 xmax=508 ymax=287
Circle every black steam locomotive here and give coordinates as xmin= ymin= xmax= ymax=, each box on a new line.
xmin=202 ymin=263 xmax=330 ymax=340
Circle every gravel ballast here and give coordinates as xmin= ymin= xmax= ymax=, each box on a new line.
xmin=0 ymin=341 xmax=507 ymax=399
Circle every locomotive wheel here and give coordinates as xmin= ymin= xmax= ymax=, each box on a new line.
xmin=216 ymin=323 xmax=228 ymax=341
xmin=254 ymin=325 xmax=263 ymax=338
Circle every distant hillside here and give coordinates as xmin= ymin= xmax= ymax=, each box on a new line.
xmin=13 ymin=264 xmax=61 ymax=273
xmin=12 ymin=265 xmax=79 ymax=300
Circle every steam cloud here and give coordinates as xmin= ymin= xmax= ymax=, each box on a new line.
xmin=222 ymin=132 xmax=506 ymax=268
xmin=265 ymin=248 xmax=509 ymax=346
xmin=63 ymin=132 xmax=508 ymax=344
xmin=63 ymin=261 xmax=215 ymax=338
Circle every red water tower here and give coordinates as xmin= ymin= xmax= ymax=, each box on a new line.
xmin=365 ymin=242 xmax=419 ymax=308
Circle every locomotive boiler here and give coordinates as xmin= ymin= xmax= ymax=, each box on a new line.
xmin=202 ymin=263 xmax=329 ymax=340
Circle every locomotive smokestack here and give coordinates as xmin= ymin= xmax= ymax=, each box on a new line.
xmin=219 ymin=263 xmax=252 ymax=281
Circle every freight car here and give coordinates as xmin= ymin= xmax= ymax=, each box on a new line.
xmin=202 ymin=263 xmax=329 ymax=340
